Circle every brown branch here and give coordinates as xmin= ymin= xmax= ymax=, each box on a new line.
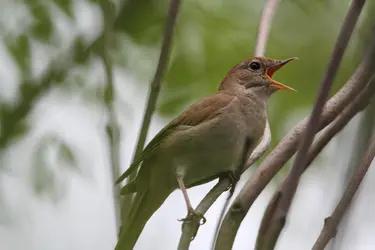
xmin=256 ymin=74 xmax=375 ymax=250
xmin=254 ymin=0 xmax=281 ymax=57
xmin=306 ymin=77 xmax=375 ymax=168
xmin=178 ymin=180 xmax=231 ymax=250
xmin=120 ymin=0 xmax=182 ymax=224
xmin=311 ymin=135 xmax=375 ymax=250
xmin=330 ymin=98 xmax=375 ymax=249
xmin=213 ymin=27 xmax=375 ymax=250
xmin=252 ymin=1 xmax=366 ymax=249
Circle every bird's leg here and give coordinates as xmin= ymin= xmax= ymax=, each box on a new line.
xmin=220 ymin=171 xmax=240 ymax=199
xmin=177 ymin=177 xmax=194 ymax=212
xmin=176 ymin=177 xmax=207 ymax=225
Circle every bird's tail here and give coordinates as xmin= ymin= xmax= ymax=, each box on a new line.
xmin=115 ymin=187 xmax=170 ymax=250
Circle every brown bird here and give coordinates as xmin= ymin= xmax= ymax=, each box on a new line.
xmin=115 ymin=56 xmax=297 ymax=250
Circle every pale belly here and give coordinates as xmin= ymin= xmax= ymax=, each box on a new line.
xmin=181 ymin=143 xmax=242 ymax=187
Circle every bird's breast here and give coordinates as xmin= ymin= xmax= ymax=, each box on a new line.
xmin=165 ymin=116 xmax=244 ymax=186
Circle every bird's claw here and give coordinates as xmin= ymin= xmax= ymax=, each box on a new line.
xmin=178 ymin=210 xmax=206 ymax=225
xmin=220 ymin=171 xmax=240 ymax=196
xmin=227 ymin=171 xmax=240 ymax=198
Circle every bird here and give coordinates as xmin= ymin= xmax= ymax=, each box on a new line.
xmin=115 ymin=56 xmax=297 ymax=250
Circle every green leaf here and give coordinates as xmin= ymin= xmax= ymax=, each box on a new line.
xmin=10 ymin=122 xmax=29 ymax=143
xmin=114 ymin=0 xmax=164 ymax=45
xmin=72 ymin=37 xmax=90 ymax=64
xmin=30 ymin=3 xmax=53 ymax=40
xmin=54 ymin=0 xmax=73 ymax=17
xmin=7 ymin=35 xmax=30 ymax=75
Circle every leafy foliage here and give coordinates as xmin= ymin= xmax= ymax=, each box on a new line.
xmin=29 ymin=1 xmax=53 ymax=40
xmin=7 ymin=35 xmax=31 ymax=76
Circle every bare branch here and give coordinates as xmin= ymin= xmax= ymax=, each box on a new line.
xmin=254 ymin=0 xmax=281 ymax=57
xmin=252 ymin=1 xmax=366 ymax=249
xmin=330 ymin=95 xmax=375 ymax=249
xmin=306 ymin=77 xmax=375 ymax=168
xmin=256 ymin=74 xmax=375 ymax=250
xmin=311 ymin=135 xmax=375 ymax=250
xmin=214 ymin=27 xmax=375 ymax=250
xmin=178 ymin=180 xmax=230 ymax=250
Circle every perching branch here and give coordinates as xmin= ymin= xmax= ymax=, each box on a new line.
xmin=311 ymin=135 xmax=375 ymax=250
xmin=253 ymin=1 xmax=366 ymax=249
xmin=100 ymin=0 xmax=123 ymax=234
xmin=256 ymin=74 xmax=375 ymax=250
xmin=178 ymin=180 xmax=230 ymax=250
xmin=213 ymin=26 xmax=375 ymax=250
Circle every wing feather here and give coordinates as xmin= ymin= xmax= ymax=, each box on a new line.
xmin=115 ymin=92 xmax=236 ymax=184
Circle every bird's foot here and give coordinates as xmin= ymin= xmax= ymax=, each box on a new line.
xmin=178 ymin=209 xmax=206 ymax=225
xmin=226 ymin=171 xmax=240 ymax=199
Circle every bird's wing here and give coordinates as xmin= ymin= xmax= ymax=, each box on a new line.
xmin=115 ymin=92 xmax=236 ymax=184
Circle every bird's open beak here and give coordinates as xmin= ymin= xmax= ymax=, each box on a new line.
xmin=265 ymin=57 xmax=298 ymax=92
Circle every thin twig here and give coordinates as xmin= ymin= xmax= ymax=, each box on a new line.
xmin=256 ymin=74 xmax=375 ymax=250
xmin=120 ymin=0 xmax=182 ymax=228
xmin=126 ymin=0 xmax=181 ymax=177
xmin=254 ymin=0 xmax=281 ymax=57
xmin=130 ymin=0 xmax=181 ymax=164
xmin=209 ymin=0 xmax=278 ymax=246
xmin=311 ymin=135 xmax=375 ymax=250
xmin=213 ymin=30 xmax=375 ymax=249
xmin=330 ymin=98 xmax=375 ymax=250
xmin=253 ymin=1 xmax=366 ymax=249
xmin=306 ymin=76 xmax=375 ymax=168
xmin=100 ymin=0 xmax=122 ymax=234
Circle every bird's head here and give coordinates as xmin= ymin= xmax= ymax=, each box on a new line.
xmin=219 ymin=56 xmax=297 ymax=98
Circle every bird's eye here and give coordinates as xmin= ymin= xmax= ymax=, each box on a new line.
xmin=249 ymin=61 xmax=261 ymax=71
